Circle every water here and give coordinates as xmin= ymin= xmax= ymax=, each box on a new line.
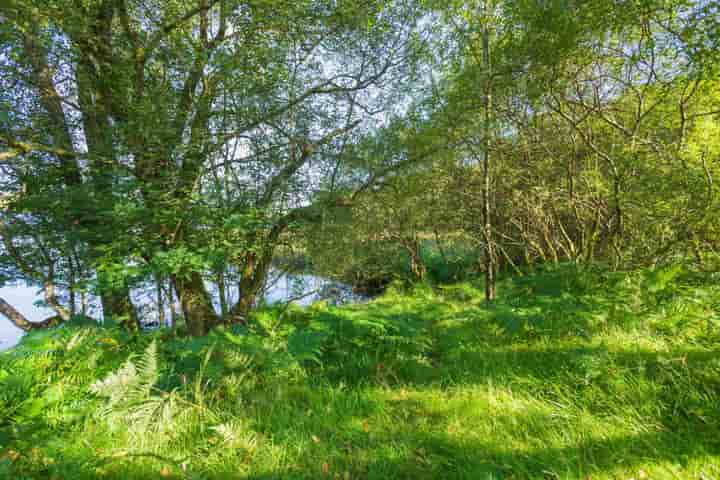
xmin=0 ymin=284 xmax=56 ymax=351
xmin=260 ymin=271 xmax=364 ymax=307
xmin=0 ymin=273 xmax=363 ymax=351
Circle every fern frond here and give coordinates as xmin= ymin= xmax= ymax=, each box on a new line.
xmin=90 ymin=340 xmax=160 ymax=412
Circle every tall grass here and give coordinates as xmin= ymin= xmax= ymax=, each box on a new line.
xmin=1 ymin=264 xmax=719 ymax=479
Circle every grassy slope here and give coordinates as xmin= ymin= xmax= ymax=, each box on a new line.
xmin=1 ymin=265 xmax=720 ymax=479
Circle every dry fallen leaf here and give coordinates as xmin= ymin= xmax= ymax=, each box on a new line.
xmin=322 ymin=462 xmax=330 ymax=475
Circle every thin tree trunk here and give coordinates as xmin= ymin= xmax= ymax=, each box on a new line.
xmin=611 ymin=175 xmax=623 ymax=269
xmin=217 ymin=268 xmax=228 ymax=317
xmin=481 ymin=4 xmax=496 ymax=302
xmin=169 ymin=279 xmax=180 ymax=329
xmin=81 ymin=291 xmax=88 ymax=317
xmin=68 ymin=256 xmax=77 ymax=317
xmin=404 ymin=238 xmax=426 ymax=281
xmin=155 ymin=273 xmax=165 ymax=328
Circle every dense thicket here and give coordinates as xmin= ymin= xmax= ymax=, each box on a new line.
xmin=306 ymin=0 xmax=720 ymax=293
xmin=0 ymin=0 xmax=719 ymax=329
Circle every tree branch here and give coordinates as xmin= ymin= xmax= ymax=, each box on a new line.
xmin=0 ymin=297 xmax=60 ymax=332
xmin=145 ymin=0 xmax=222 ymax=58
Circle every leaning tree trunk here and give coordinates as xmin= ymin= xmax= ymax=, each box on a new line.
xmin=0 ymin=278 xmax=70 ymax=332
xmin=0 ymin=225 xmax=72 ymax=331
xmin=0 ymin=297 xmax=61 ymax=332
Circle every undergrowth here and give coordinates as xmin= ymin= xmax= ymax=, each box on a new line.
xmin=1 ymin=264 xmax=719 ymax=479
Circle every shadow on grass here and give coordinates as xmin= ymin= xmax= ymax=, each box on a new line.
xmin=250 ymin=380 xmax=720 ymax=478
xmin=19 ymin=405 xmax=720 ymax=480
xmin=5 ymin=265 xmax=719 ymax=479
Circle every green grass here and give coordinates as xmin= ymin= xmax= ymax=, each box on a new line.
xmin=1 ymin=264 xmax=720 ymax=479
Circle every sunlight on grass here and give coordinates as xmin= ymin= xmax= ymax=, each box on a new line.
xmin=1 ymin=264 xmax=719 ymax=479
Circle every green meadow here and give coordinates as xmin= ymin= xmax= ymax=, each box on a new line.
xmin=2 ymin=265 xmax=719 ymax=479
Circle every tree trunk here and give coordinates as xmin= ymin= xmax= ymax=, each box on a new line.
xmin=42 ymin=268 xmax=72 ymax=322
xmin=480 ymin=4 xmax=496 ymax=302
xmin=100 ymin=284 xmax=138 ymax=331
xmin=611 ymin=175 xmax=624 ymax=269
xmin=228 ymin=251 xmax=271 ymax=325
xmin=155 ymin=273 xmax=165 ymax=328
xmin=172 ymin=272 xmax=218 ymax=336
xmin=81 ymin=291 xmax=88 ymax=316
xmin=404 ymin=238 xmax=426 ymax=281
xmin=0 ymin=297 xmax=60 ymax=332
xmin=217 ymin=268 xmax=228 ymax=317
xmin=169 ymin=280 xmax=180 ymax=329
xmin=68 ymin=257 xmax=77 ymax=317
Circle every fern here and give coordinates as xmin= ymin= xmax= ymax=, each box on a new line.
xmin=211 ymin=421 xmax=257 ymax=451
xmin=288 ymin=329 xmax=327 ymax=364
xmin=65 ymin=329 xmax=89 ymax=351
xmin=91 ymin=340 xmax=158 ymax=406
xmin=89 ymin=340 xmax=174 ymax=432
xmin=643 ymin=265 xmax=683 ymax=294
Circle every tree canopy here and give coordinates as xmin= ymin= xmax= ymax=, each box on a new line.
xmin=1 ymin=0 xmax=719 ymax=334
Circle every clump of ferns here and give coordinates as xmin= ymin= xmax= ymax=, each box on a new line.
xmin=90 ymin=340 xmax=219 ymax=442
xmin=53 ymin=329 xmax=105 ymax=384
xmin=214 ymin=349 xmax=256 ymax=400
xmin=1 ymin=327 xmax=115 ymax=425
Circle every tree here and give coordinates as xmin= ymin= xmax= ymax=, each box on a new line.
xmin=0 ymin=0 xmax=426 ymax=334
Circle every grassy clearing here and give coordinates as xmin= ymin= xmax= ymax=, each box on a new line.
xmin=1 ymin=264 xmax=720 ymax=479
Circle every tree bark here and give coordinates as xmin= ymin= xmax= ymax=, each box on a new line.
xmin=155 ymin=273 xmax=165 ymax=328
xmin=0 ymin=297 xmax=60 ymax=332
xmin=68 ymin=256 xmax=77 ymax=317
xmin=480 ymin=3 xmax=496 ymax=302
xmin=227 ymin=251 xmax=272 ymax=325
xmin=100 ymin=285 xmax=138 ymax=331
xmin=168 ymin=280 xmax=180 ymax=329
xmin=217 ymin=268 xmax=228 ymax=317
xmin=20 ymin=23 xmax=82 ymax=186
xmin=403 ymin=238 xmax=426 ymax=281
xmin=172 ymin=272 xmax=218 ymax=336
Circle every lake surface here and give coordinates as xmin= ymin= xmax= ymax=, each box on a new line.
xmin=0 ymin=273 xmax=362 ymax=351
xmin=0 ymin=284 xmax=56 ymax=351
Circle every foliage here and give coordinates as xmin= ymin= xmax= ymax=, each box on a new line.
xmin=1 ymin=1 xmax=719 ymax=477
xmin=0 ymin=0 xmax=430 ymax=333
xmin=1 ymin=265 xmax=720 ymax=478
